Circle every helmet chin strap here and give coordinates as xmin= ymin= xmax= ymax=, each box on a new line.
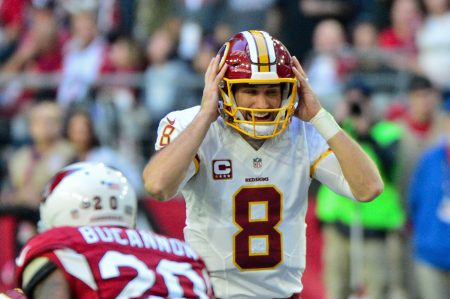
xmin=235 ymin=102 xmax=288 ymax=137
xmin=219 ymin=83 xmax=295 ymax=138
xmin=234 ymin=108 xmax=277 ymax=137
xmin=239 ymin=122 xmax=277 ymax=137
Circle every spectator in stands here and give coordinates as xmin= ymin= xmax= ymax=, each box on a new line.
xmin=299 ymin=0 xmax=358 ymax=24
xmin=221 ymin=0 xmax=277 ymax=33
xmin=408 ymin=98 xmax=450 ymax=299
xmin=349 ymin=20 xmax=388 ymax=74
xmin=416 ymin=0 xmax=450 ymax=92
xmin=64 ymin=109 xmax=144 ymax=196
xmin=379 ymin=0 xmax=421 ymax=52
xmin=57 ymin=6 xmax=107 ymax=109
xmin=7 ymin=101 xmax=75 ymax=208
xmin=378 ymin=0 xmax=422 ymax=72
xmin=134 ymin=0 xmax=174 ymax=44
xmin=352 ymin=20 xmax=379 ymax=51
xmin=4 ymin=100 xmax=74 ymax=254
xmin=101 ymin=37 xmax=144 ymax=78
xmin=97 ymin=0 xmax=122 ymax=37
xmin=394 ymin=75 xmax=443 ymax=204
xmin=98 ymin=35 xmax=144 ymax=114
xmin=98 ymin=36 xmax=148 ymax=164
xmin=275 ymin=0 xmax=358 ymax=63
xmin=0 ymin=0 xmax=28 ymax=63
xmin=1 ymin=1 xmax=64 ymax=75
xmin=306 ymin=19 xmax=351 ymax=111
xmin=317 ymin=80 xmax=406 ymax=299
xmin=391 ymin=75 xmax=444 ymax=298
xmin=1 ymin=1 xmax=66 ymax=111
xmin=211 ymin=22 xmax=233 ymax=50
xmin=143 ymin=28 xmax=189 ymax=151
xmin=144 ymin=28 xmax=186 ymax=120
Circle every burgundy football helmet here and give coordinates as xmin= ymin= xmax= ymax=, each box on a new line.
xmin=218 ymin=30 xmax=297 ymax=139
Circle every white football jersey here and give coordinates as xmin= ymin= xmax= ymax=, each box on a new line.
xmin=155 ymin=106 xmax=329 ymax=299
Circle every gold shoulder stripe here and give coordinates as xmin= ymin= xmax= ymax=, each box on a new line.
xmin=193 ymin=154 xmax=200 ymax=175
xmin=310 ymin=149 xmax=333 ymax=177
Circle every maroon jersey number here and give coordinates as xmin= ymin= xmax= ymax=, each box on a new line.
xmin=232 ymin=186 xmax=282 ymax=270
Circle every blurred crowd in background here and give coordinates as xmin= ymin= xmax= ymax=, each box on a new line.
xmin=1 ymin=0 xmax=450 ymax=298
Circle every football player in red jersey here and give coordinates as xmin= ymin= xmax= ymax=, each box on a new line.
xmin=15 ymin=162 xmax=214 ymax=299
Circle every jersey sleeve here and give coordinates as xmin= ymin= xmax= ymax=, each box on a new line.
xmin=155 ymin=112 xmax=186 ymax=151
xmin=20 ymin=256 xmax=56 ymax=295
xmin=312 ymin=152 xmax=355 ymax=199
xmin=304 ymin=122 xmax=330 ymax=169
xmin=154 ymin=107 xmax=201 ymax=188
xmin=15 ymin=229 xmax=77 ymax=296
xmin=305 ymin=123 xmax=355 ymax=199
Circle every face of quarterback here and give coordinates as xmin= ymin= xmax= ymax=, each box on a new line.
xmin=234 ymin=84 xmax=283 ymax=122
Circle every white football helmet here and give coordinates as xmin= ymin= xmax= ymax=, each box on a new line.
xmin=39 ymin=162 xmax=137 ymax=232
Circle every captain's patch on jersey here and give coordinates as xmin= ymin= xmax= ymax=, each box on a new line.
xmin=212 ymin=159 xmax=233 ymax=180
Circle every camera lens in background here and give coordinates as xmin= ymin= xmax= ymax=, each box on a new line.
xmin=349 ymin=102 xmax=363 ymax=116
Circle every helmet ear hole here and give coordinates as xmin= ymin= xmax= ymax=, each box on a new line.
xmin=281 ymin=83 xmax=293 ymax=101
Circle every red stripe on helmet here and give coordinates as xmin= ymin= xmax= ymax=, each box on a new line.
xmin=41 ymin=168 xmax=81 ymax=202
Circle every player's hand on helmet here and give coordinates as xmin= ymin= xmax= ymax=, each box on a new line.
xmin=292 ymin=56 xmax=322 ymax=121
xmin=200 ymin=54 xmax=228 ymax=123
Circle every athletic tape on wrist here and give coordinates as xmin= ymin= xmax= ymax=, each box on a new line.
xmin=310 ymin=108 xmax=341 ymax=141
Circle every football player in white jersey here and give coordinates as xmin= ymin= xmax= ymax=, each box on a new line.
xmin=143 ymin=30 xmax=383 ymax=299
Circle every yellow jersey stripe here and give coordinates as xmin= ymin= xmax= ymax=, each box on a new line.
xmin=193 ymin=154 xmax=200 ymax=175
xmin=310 ymin=149 xmax=333 ymax=177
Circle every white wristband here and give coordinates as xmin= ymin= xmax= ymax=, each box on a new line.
xmin=310 ymin=108 xmax=341 ymax=141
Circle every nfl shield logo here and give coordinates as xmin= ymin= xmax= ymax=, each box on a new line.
xmin=253 ymin=158 xmax=262 ymax=168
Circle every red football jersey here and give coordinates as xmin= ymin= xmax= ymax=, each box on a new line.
xmin=16 ymin=226 xmax=213 ymax=299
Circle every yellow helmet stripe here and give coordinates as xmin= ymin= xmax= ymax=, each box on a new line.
xmin=249 ymin=30 xmax=270 ymax=72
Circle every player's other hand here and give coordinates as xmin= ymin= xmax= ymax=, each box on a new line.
xmin=0 ymin=288 xmax=28 ymax=299
xmin=292 ymin=56 xmax=322 ymax=121
xmin=200 ymin=54 xmax=228 ymax=123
